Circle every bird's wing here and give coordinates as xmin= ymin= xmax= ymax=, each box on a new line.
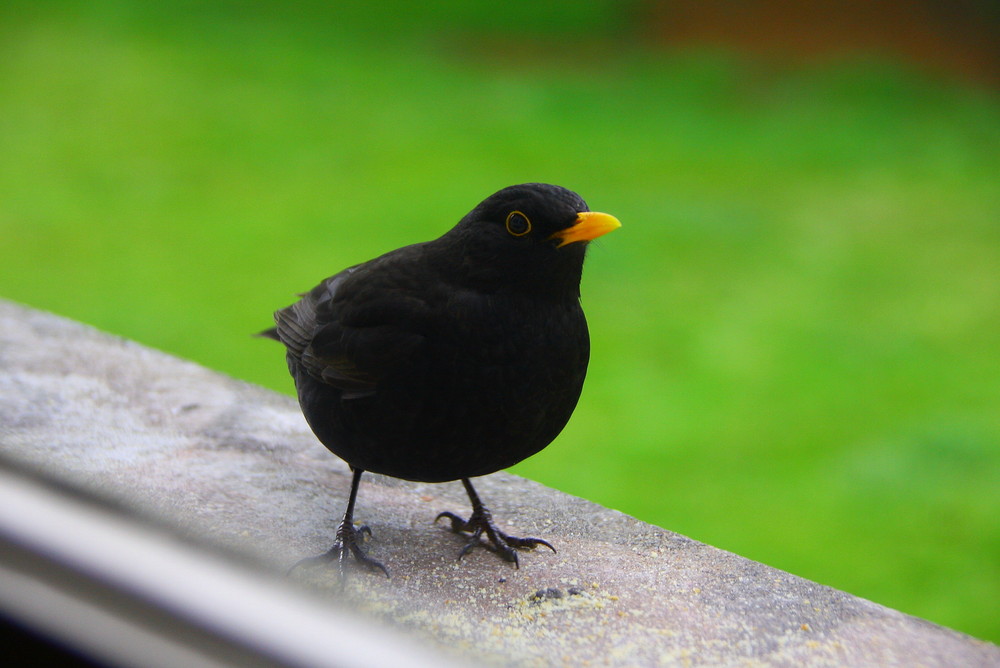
xmin=273 ymin=258 xmax=430 ymax=398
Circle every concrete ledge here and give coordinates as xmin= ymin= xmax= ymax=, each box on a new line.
xmin=1 ymin=299 xmax=996 ymax=666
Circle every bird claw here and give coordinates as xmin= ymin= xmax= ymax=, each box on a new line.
xmin=435 ymin=511 xmax=468 ymax=533
xmin=288 ymin=520 xmax=389 ymax=579
xmin=435 ymin=508 xmax=555 ymax=568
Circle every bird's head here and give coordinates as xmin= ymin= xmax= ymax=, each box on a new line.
xmin=444 ymin=183 xmax=620 ymax=296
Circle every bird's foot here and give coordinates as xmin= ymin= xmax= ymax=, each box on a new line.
xmin=289 ymin=521 xmax=389 ymax=579
xmin=435 ymin=507 xmax=555 ymax=568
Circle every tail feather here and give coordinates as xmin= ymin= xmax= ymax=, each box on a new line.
xmin=256 ymin=327 xmax=280 ymax=341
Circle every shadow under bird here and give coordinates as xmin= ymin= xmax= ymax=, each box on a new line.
xmin=262 ymin=183 xmax=620 ymax=576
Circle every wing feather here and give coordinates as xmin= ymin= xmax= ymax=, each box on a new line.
xmin=271 ymin=254 xmax=431 ymax=398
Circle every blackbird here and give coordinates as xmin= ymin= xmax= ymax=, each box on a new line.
xmin=263 ymin=183 xmax=620 ymax=575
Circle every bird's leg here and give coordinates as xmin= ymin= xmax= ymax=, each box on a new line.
xmin=435 ymin=478 xmax=555 ymax=568
xmin=289 ymin=468 xmax=389 ymax=579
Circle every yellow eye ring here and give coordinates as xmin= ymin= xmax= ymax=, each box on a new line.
xmin=505 ymin=211 xmax=532 ymax=237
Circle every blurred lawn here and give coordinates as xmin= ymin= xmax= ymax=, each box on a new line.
xmin=1 ymin=2 xmax=998 ymax=642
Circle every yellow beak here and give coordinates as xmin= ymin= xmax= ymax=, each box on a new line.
xmin=550 ymin=211 xmax=622 ymax=248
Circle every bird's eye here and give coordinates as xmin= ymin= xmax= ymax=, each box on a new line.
xmin=505 ymin=211 xmax=532 ymax=237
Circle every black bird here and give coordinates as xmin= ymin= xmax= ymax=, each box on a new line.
xmin=264 ymin=183 xmax=620 ymax=575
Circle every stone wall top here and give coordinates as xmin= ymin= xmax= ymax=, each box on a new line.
xmin=1 ymin=299 xmax=995 ymax=666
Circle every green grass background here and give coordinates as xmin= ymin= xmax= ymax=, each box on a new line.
xmin=1 ymin=2 xmax=998 ymax=642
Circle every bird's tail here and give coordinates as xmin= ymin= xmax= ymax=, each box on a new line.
xmin=255 ymin=327 xmax=280 ymax=341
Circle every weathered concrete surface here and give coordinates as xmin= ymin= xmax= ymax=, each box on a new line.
xmin=1 ymin=298 xmax=996 ymax=667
